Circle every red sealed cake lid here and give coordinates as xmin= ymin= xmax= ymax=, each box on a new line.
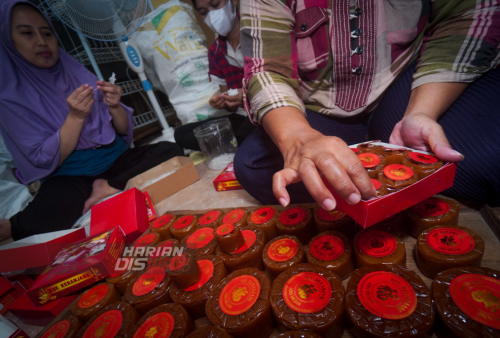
xmin=223 ymin=209 xmax=245 ymax=224
xmin=384 ymin=164 xmax=414 ymax=180
xmin=426 ymin=227 xmax=475 ymax=255
xmin=411 ymin=198 xmax=450 ymax=217
xmin=184 ymin=260 xmax=215 ymax=291
xmin=358 ymin=153 xmax=381 ymax=168
xmin=283 ymin=272 xmax=332 ymax=314
xmin=233 ymin=230 xmax=257 ymax=254
xmin=134 ymin=233 xmax=156 ymax=247
xmin=219 ymin=275 xmax=261 ymax=316
xmin=132 ymin=312 xmax=175 ymax=338
xmin=151 ymin=214 xmax=173 ymax=228
xmin=450 ymin=274 xmax=500 ymax=330
xmin=151 ymin=241 xmax=176 ymax=258
xmin=280 ymin=208 xmax=307 ymax=226
xmin=371 ymin=179 xmax=382 ymax=190
xmin=199 ymin=211 xmax=220 ymax=225
xmin=173 ymin=215 xmax=194 ymax=230
xmin=310 ymin=235 xmax=345 ymax=261
xmin=83 ymin=310 xmax=123 ymax=338
xmin=251 ymin=207 xmax=275 ymax=224
xmin=132 ymin=267 xmax=166 ymax=296
xmin=357 ymin=271 xmax=417 ymax=320
xmin=267 ymin=238 xmax=299 ymax=262
xmin=169 ymin=253 xmax=188 ymax=272
xmin=357 ymin=231 xmax=397 ymax=258
xmin=41 ymin=320 xmax=71 ymax=338
xmin=408 ymin=152 xmax=438 ymax=164
xmin=216 ymin=224 xmax=234 ymax=236
xmin=317 ymin=208 xmax=346 ymax=221
xmin=78 ymin=284 xmax=109 ymax=309
xmin=187 ymin=228 xmax=215 ymax=249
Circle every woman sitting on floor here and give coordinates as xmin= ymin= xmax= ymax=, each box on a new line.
xmin=0 ymin=0 xmax=183 ymax=241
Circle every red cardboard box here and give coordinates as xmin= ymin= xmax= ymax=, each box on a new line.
xmin=8 ymin=293 xmax=77 ymax=327
xmin=0 ymin=277 xmax=22 ymax=316
xmin=90 ymin=188 xmax=148 ymax=242
xmin=323 ymin=142 xmax=457 ymax=228
xmin=7 ymin=274 xmax=33 ymax=291
xmin=213 ymin=162 xmax=243 ymax=191
xmin=26 ymin=227 xmax=125 ymax=306
xmin=144 ymin=192 xmax=157 ymax=222
xmin=0 ymin=228 xmax=86 ymax=273
xmin=0 ymin=316 xmax=28 ymax=338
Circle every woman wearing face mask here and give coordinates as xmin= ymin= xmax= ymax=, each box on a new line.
xmin=0 ymin=0 xmax=184 ymax=241
xmin=173 ymin=0 xmax=255 ymax=151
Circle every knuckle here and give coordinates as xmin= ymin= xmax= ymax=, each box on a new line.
xmin=348 ymin=163 xmax=366 ymax=177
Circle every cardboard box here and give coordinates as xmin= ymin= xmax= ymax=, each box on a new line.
xmin=0 ymin=277 xmax=22 ymax=316
xmin=7 ymin=274 xmax=33 ymax=291
xmin=126 ymin=157 xmax=200 ymax=204
xmin=0 ymin=228 xmax=86 ymax=274
xmin=0 ymin=316 xmax=28 ymax=338
xmin=8 ymin=293 xmax=77 ymax=327
xmin=323 ymin=142 xmax=457 ymax=228
xmin=144 ymin=192 xmax=157 ymax=222
xmin=26 ymin=227 xmax=125 ymax=306
xmin=90 ymin=188 xmax=148 ymax=242
xmin=213 ymin=162 xmax=243 ymax=191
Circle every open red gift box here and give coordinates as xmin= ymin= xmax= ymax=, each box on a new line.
xmin=0 ymin=228 xmax=86 ymax=274
xmin=323 ymin=142 xmax=457 ymax=228
xmin=8 ymin=293 xmax=78 ymax=327
xmin=26 ymin=226 xmax=125 ymax=306
xmin=90 ymin=188 xmax=149 ymax=243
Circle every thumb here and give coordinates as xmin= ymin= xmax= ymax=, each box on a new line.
xmin=426 ymin=125 xmax=464 ymax=163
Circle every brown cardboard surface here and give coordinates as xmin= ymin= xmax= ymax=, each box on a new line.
xmin=125 ymin=157 xmax=200 ymax=205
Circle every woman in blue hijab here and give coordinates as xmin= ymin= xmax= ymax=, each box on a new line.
xmin=0 ymin=0 xmax=183 ymax=240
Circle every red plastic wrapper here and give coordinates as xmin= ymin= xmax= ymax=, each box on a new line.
xmin=433 ymin=267 xmax=500 ymax=338
xmin=76 ymin=302 xmax=140 ymax=338
xmin=206 ymin=268 xmax=274 ymax=338
xmin=38 ymin=314 xmax=84 ymax=338
xmin=71 ymin=282 xmax=121 ymax=322
xmin=127 ymin=303 xmax=194 ymax=338
xmin=416 ymin=225 xmax=484 ymax=279
xmin=345 ymin=264 xmax=434 ymax=338
xmin=270 ymin=263 xmax=345 ymax=338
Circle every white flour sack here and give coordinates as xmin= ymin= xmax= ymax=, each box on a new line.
xmin=131 ymin=1 xmax=226 ymax=124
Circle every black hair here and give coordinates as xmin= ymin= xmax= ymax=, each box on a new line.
xmin=191 ymin=0 xmax=198 ymax=10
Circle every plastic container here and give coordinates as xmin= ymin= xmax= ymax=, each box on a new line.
xmin=194 ymin=118 xmax=238 ymax=170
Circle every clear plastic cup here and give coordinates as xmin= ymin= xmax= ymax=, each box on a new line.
xmin=193 ymin=117 xmax=238 ymax=170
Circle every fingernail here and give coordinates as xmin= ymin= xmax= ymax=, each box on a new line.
xmin=453 ymin=150 xmax=465 ymax=160
xmin=322 ymin=198 xmax=335 ymax=211
xmin=279 ymin=198 xmax=288 ymax=207
xmin=347 ymin=193 xmax=361 ymax=205
xmin=84 ymin=84 xmax=88 ymax=87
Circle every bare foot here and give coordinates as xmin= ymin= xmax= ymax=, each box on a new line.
xmin=83 ymin=179 xmax=120 ymax=214
xmin=0 ymin=219 xmax=12 ymax=242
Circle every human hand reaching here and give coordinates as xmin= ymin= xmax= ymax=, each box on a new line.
xmin=266 ymin=108 xmax=376 ymax=210
xmin=390 ymin=112 xmax=463 ymax=162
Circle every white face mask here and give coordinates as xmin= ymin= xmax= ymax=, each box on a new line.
xmin=204 ymin=0 xmax=237 ymax=37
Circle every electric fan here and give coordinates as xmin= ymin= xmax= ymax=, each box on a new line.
xmin=43 ymin=0 xmax=175 ymax=142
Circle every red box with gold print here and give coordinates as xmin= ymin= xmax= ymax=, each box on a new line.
xmin=25 ymin=227 xmax=125 ymax=306
xmin=213 ymin=162 xmax=243 ymax=191
xmin=0 ymin=276 xmax=22 ymax=315
xmin=323 ymin=142 xmax=457 ymax=228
